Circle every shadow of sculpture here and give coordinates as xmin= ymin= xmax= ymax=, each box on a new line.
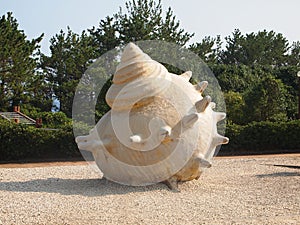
xmin=256 ymin=172 xmax=300 ymax=178
xmin=0 ymin=178 xmax=169 ymax=196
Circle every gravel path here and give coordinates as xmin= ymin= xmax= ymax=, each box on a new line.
xmin=0 ymin=155 xmax=299 ymax=224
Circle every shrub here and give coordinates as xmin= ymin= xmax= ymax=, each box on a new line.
xmin=221 ymin=120 xmax=300 ymax=155
xmin=30 ymin=111 xmax=72 ymax=128
xmin=224 ymin=91 xmax=246 ymax=124
xmin=0 ymin=119 xmax=81 ymax=162
xmin=1 ymin=118 xmax=299 ymax=161
xmin=243 ymin=75 xmax=289 ymax=123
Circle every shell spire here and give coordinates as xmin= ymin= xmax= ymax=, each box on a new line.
xmin=106 ymin=43 xmax=171 ymax=111
xmin=119 ymin=43 xmax=151 ymax=64
xmin=113 ymin=43 xmax=152 ymax=84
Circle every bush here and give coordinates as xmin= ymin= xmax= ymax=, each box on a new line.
xmin=1 ymin=118 xmax=299 ymax=162
xmin=0 ymin=120 xmax=81 ymax=162
xmin=221 ymin=120 xmax=300 ymax=155
xmin=29 ymin=111 xmax=72 ymax=128
xmin=224 ymin=91 xmax=246 ymax=124
xmin=243 ymin=75 xmax=289 ymax=123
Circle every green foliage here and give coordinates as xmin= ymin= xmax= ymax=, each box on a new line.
xmin=114 ymin=0 xmax=193 ymax=45
xmin=32 ymin=111 xmax=71 ymax=128
xmin=88 ymin=16 xmax=121 ymax=56
xmin=224 ymin=91 xmax=245 ymax=124
xmin=41 ymin=28 xmax=96 ymax=117
xmin=95 ymin=75 xmax=113 ymax=120
xmin=222 ymin=120 xmax=300 ymax=154
xmin=189 ymin=36 xmax=222 ymax=64
xmin=211 ymin=64 xmax=262 ymax=92
xmin=1 ymin=118 xmax=299 ymax=162
xmin=0 ymin=120 xmax=80 ymax=162
xmin=18 ymin=107 xmax=72 ymax=128
xmin=41 ymin=0 xmax=194 ymax=119
xmin=288 ymin=41 xmax=300 ymax=66
xmin=273 ymin=66 xmax=299 ymax=119
xmin=210 ymin=64 xmax=296 ymax=124
xmin=0 ymin=12 xmax=51 ymax=112
xmin=274 ymin=66 xmax=299 ymax=90
xmin=220 ymin=29 xmax=289 ymax=66
xmin=243 ymin=75 xmax=289 ymax=122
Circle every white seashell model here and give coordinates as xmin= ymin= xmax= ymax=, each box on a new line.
xmin=75 ymin=43 xmax=229 ymax=191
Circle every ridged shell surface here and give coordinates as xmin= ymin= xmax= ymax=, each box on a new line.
xmin=75 ymin=43 xmax=228 ymax=189
xmin=106 ymin=43 xmax=171 ymax=111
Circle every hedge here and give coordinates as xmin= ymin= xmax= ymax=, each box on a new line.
xmin=0 ymin=120 xmax=81 ymax=162
xmin=221 ymin=120 xmax=300 ymax=155
xmin=27 ymin=111 xmax=72 ymax=128
xmin=0 ymin=119 xmax=299 ymax=162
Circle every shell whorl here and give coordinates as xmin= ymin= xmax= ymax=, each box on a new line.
xmin=106 ymin=43 xmax=171 ymax=111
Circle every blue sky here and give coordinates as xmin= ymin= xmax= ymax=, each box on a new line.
xmin=1 ymin=0 xmax=299 ymax=55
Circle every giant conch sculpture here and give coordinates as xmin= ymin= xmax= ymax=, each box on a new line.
xmin=75 ymin=43 xmax=229 ymax=190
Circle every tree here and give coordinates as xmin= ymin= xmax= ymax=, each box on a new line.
xmin=155 ymin=6 xmax=193 ymax=45
xmin=90 ymin=0 xmax=193 ymax=47
xmin=43 ymin=0 xmax=194 ymax=117
xmin=189 ymin=36 xmax=222 ymax=64
xmin=221 ymin=29 xmax=289 ymax=66
xmin=88 ymin=16 xmax=120 ymax=56
xmin=0 ymin=12 xmax=48 ymax=111
xmin=273 ymin=66 xmax=299 ymax=119
xmin=211 ymin=64 xmax=263 ymax=93
xmin=220 ymin=29 xmax=244 ymax=65
xmin=42 ymin=28 xmax=96 ymax=117
xmin=243 ymin=75 xmax=289 ymax=122
xmin=288 ymin=41 xmax=300 ymax=66
xmin=224 ymin=91 xmax=245 ymax=125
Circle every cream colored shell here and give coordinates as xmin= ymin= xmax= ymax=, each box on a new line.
xmin=75 ymin=43 xmax=228 ymax=190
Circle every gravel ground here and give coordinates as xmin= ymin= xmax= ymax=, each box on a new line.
xmin=0 ymin=155 xmax=299 ymax=225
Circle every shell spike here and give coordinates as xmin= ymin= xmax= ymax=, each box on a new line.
xmin=196 ymin=153 xmax=212 ymax=168
xmin=171 ymin=113 xmax=199 ymax=137
xmin=163 ymin=177 xmax=179 ymax=192
xmin=181 ymin=113 xmax=199 ymax=129
xmin=75 ymin=136 xmax=105 ymax=153
xmin=180 ymin=71 xmax=192 ymax=81
xmin=214 ymin=112 xmax=226 ymax=122
xmin=213 ymin=134 xmax=229 ymax=146
xmin=196 ymin=81 xmax=208 ymax=93
xmin=75 ymin=127 xmax=105 ymax=153
xmin=195 ymin=96 xmax=211 ymax=112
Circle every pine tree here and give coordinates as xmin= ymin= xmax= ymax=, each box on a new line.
xmin=0 ymin=12 xmax=47 ymax=111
